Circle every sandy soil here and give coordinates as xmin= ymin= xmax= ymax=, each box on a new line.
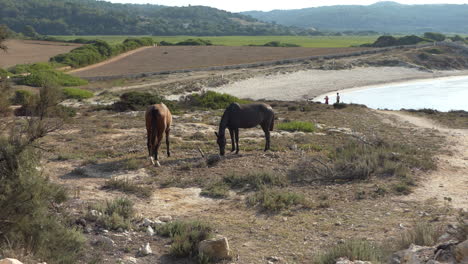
xmin=71 ymin=46 xmax=368 ymax=78
xmin=0 ymin=39 xmax=82 ymax=68
xmin=382 ymin=111 xmax=468 ymax=210
xmin=210 ymin=67 xmax=468 ymax=101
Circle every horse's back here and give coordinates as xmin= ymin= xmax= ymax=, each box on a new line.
xmin=225 ymin=102 xmax=274 ymax=128
xmin=146 ymin=103 xmax=172 ymax=130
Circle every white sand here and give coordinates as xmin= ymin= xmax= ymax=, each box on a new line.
xmin=209 ymin=67 xmax=468 ymax=101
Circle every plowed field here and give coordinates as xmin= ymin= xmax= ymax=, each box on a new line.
xmin=72 ymin=46 xmax=369 ymax=78
xmin=0 ymin=39 xmax=82 ymax=68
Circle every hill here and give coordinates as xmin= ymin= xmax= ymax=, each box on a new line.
xmin=243 ymin=2 xmax=468 ymax=33
xmin=0 ymin=0 xmax=307 ymax=36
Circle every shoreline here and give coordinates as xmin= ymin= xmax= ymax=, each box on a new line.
xmin=313 ymin=71 xmax=468 ymax=102
xmin=209 ymin=67 xmax=468 ymax=102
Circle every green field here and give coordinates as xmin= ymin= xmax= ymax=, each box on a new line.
xmin=52 ymin=35 xmax=379 ymax=48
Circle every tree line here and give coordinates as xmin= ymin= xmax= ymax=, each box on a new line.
xmin=0 ymin=0 xmax=314 ymax=36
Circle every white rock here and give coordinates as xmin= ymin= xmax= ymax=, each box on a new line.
xmin=153 ymin=219 xmax=165 ymax=226
xmin=198 ymin=235 xmax=230 ymax=260
xmin=0 ymin=259 xmax=23 ymax=264
xmin=142 ymin=218 xmax=154 ymax=227
xmin=146 ymin=226 xmax=154 ymax=236
xmin=93 ymin=235 xmax=115 ymax=247
xmin=122 ymin=256 xmax=137 ymax=264
xmin=158 ymin=215 xmax=172 ymax=222
xmin=455 ymin=240 xmax=468 ymax=263
xmin=138 ymin=243 xmax=152 ymax=256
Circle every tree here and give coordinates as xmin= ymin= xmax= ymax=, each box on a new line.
xmin=23 ymin=25 xmax=39 ymax=38
xmin=423 ymin=32 xmax=446 ymax=42
xmin=0 ymin=24 xmax=9 ymax=51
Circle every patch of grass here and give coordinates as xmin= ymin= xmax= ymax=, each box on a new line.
xmin=201 ymin=182 xmax=230 ymax=199
xmin=396 ymin=222 xmax=443 ymax=250
xmin=315 ymin=239 xmax=384 ymax=264
xmin=157 ymin=220 xmax=213 ymax=258
xmin=277 ymin=121 xmax=315 ymax=132
xmin=223 ymin=171 xmax=287 ymax=191
xmin=12 ymin=63 xmax=88 ymax=87
xmin=10 ymin=90 xmax=33 ymax=105
xmin=247 ymin=188 xmax=311 ymax=212
xmin=184 ymin=91 xmax=249 ymax=109
xmin=102 ymin=177 xmax=152 ymax=198
xmin=87 ymin=197 xmax=135 ymax=231
xmin=333 ymin=103 xmax=347 ymax=109
xmin=63 ymin=87 xmax=94 ymax=100
xmin=122 ymin=157 xmax=141 ymax=170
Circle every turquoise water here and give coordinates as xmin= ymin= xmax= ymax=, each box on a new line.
xmin=317 ymin=76 xmax=468 ymax=112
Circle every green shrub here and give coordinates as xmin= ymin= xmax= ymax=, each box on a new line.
xmin=63 ymin=87 xmax=94 ymax=100
xmin=0 ymin=124 xmax=85 ymax=263
xmin=247 ymin=188 xmax=311 ymax=212
xmin=315 ymin=239 xmax=384 ymax=264
xmin=12 ymin=63 xmax=88 ymax=87
xmin=263 ymin=41 xmax=300 ymax=47
xmin=223 ymin=171 xmax=287 ymax=191
xmin=185 ymin=91 xmax=248 ymax=109
xmin=112 ymin=91 xmax=165 ymax=111
xmin=424 ymin=48 xmax=443 ymax=54
xmin=201 ymin=182 xmax=230 ymax=199
xmin=424 ymin=32 xmax=446 ymax=41
xmin=176 ymin=39 xmax=212 ymax=46
xmin=88 ymin=197 xmax=135 ymax=230
xmin=102 ymin=177 xmax=152 ymax=198
xmin=11 ymin=90 xmax=33 ymax=105
xmin=333 ymin=102 xmax=347 ymax=109
xmin=277 ymin=121 xmax=315 ymax=132
xmin=158 ymin=221 xmax=213 ymax=258
xmin=396 ymin=222 xmax=443 ymax=250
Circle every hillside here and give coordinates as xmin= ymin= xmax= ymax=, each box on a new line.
xmin=0 ymin=0 xmax=307 ymax=36
xmin=243 ymin=1 xmax=468 ymax=33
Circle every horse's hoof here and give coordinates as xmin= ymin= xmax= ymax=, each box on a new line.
xmin=155 ymin=160 xmax=161 ymax=167
xmin=149 ymin=156 xmax=155 ymax=166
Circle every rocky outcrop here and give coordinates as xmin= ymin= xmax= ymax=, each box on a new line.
xmin=198 ymin=235 xmax=231 ymax=260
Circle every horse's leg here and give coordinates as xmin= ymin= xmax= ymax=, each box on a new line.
xmin=229 ymin=128 xmax=235 ymax=152
xmin=165 ymin=127 xmax=171 ymax=157
xmin=262 ymin=123 xmax=271 ymax=151
xmin=234 ymin=128 xmax=239 ymax=154
xmin=154 ymin=130 xmax=164 ymax=167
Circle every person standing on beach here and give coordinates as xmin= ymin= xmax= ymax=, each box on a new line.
xmin=325 ymin=96 xmax=329 ymax=105
xmin=336 ymin=92 xmax=340 ymax=103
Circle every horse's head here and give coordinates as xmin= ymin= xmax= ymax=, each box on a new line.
xmin=214 ymin=132 xmax=226 ymax=156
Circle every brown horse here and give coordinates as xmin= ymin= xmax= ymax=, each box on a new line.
xmin=215 ymin=103 xmax=274 ymax=156
xmin=145 ymin=103 xmax=172 ymax=167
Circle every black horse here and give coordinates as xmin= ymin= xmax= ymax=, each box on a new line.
xmin=215 ymin=103 xmax=275 ymax=156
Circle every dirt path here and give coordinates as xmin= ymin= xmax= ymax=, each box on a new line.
xmin=382 ymin=111 xmax=468 ymax=210
xmin=68 ymin=46 xmax=154 ymax=74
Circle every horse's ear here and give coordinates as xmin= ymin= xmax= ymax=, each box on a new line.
xmin=214 ymin=132 xmax=218 ymax=137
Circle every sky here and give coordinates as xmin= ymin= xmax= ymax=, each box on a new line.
xmin=104 ymin=0 xmax=468 ymax=12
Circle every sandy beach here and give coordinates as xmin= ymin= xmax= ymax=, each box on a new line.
xmin=209 ymin=67 xmax=468 ymax=101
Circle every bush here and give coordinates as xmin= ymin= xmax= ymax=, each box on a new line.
xmin=176 ymin=38 xmax=212 ymax=46
xmin=88 ymin=197 xmax=135 ymax=231
xmin=157 ymin=221 xmax=213 ymax=258
xmin=262 ymin=41 xmax=300 ymax=47
xmin=0 ymin=122 xmax=85 ymax=263
xmin=63 ymin=87 xmax=94 ymax=100
xmin=102 ymin=177 xmax=152 ymax=198
xmin=12 ymin=63 xmax=88 ymax=87
xmin=223 ymin=171 xmax=287 ymax=191
xmin=396 ymin=222 xmax=443 ymax=250
xmin=185 ymin=91 xmax=248 ymax=109
xmin=10 ymin=90 xmax=32 ymax=105
xmin=277 ymin=121 xmax=315 ymax=132
xmin=315 ymin=239 xmax=383 ymax=264
xmin=247 ymin=188 xmax=311 ymax=212
xmin=424 ymin=32 xmax=446 ymax=41
xmin=112 ymin=91 xmax=165 ymax=111
xmin=333 ymin=103 xmax=347 ymax=109
xmin=201 ymin=182 xmax=230 ymax=199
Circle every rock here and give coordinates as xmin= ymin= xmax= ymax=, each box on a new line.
xmin=122 ymin=256 xmax=137 ymax=264
xmin=198 ymin=235 xmax=230 ymax=260
xmin=146 ymin=226 xmax=154 ymax=236
xmin=93 ymin=235 xmax=115 ymax=248
xmin=76 ymin=218 xmax=87 ymax=227
xmin=390 ymin=244 xmax=435 ymax=264
xmin=158 ymin=215 xmax=172 ymax=222
xmin=90 ymin=209 xmax=99 ymax=217
xmin=153 ymin=219 xmax=165 ymax=226
xmin=142 ymin=218 xmax=154 ymax=227
xmin=266 ymin=256 xmax=281 ymax=262
xmin=0 ymin=259 xmax=23 ymax=264
xmin=335 ymin=258 xmax=372 ymax=264
xmin=455 ymin=240 xmax=468 ymax=263
xmin=138 ymin=243 xmax=152 ymax=256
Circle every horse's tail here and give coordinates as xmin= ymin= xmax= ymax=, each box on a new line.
xmin=150 ymin=107 xmax=159 ymax=146
xmin=269 ymin=112 xmax=275 ymax=131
